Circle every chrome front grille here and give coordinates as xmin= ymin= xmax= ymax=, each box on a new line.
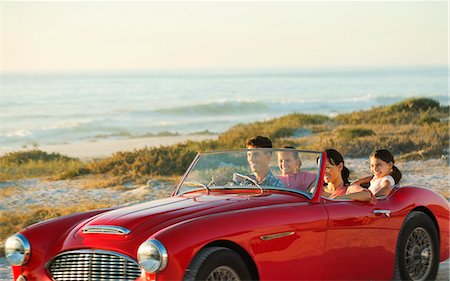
xmin=48 ymin=250 xmax=141 ymax=281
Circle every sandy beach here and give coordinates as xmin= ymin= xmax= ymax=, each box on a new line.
xmin=0 ymin=138 xmax=448 ymax=280
xmin=1 ymin=134 xmax=219 ymax=160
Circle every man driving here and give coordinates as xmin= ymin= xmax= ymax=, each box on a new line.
xmin=244 ymin=136 xmax=285 ymax=188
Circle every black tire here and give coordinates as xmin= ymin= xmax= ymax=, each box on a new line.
xmin=184 ymin=247 xmax=252 ymax=281
xmin=394 ymin=211 xmax=440 ymax=281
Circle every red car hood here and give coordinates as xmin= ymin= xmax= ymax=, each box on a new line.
xmin=76 ymin=192 xmax=304 ymax=238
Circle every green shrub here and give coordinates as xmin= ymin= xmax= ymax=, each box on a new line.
xmin=389 ymin=98 xmax=440 ymax=112
xmin=336 ymin=98 xmax=448 ymax=125
xmin=417 ymin=113 xmax=440 ymax=125
xmin=85 ymin=142 xmax=200 ymax=178
xmin=0 ymin=149 xmax=75 ymax=165
xmin=0 ymin=150 xmax=85 ymax=180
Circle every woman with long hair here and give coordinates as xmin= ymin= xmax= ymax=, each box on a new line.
xmin=319 ymin=149 xmax=351 ymax=199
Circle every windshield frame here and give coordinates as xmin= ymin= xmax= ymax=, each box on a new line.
xmin=174 ymin=148 xmax=324 ymax=200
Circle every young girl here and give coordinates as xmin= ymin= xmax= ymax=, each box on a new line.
xmin=345 ymin=149 xmax=402 ymax=200
xmin=276 ymin=146 xmax=317 ymax=192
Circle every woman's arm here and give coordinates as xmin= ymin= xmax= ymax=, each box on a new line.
xmin=343 ymin=190 xmax=372 ymax=201
xmin=337 ymin=189 xmax=372 ymax=201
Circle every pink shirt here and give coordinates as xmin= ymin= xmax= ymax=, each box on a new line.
xmin=277 ymin=171 xmax=317 ymax=192
xmin=327 ymin=185 xmax=348 ymax=199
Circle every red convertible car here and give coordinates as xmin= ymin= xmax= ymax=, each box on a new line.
xmin=5 ymin=149 xmax=449 ymax=281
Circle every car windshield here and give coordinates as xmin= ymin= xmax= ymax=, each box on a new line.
xmin=176 ymin=149 xmax=322 ymax=198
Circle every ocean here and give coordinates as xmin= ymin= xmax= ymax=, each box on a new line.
xmin=1 ymin=66 xmax=448 ymax=151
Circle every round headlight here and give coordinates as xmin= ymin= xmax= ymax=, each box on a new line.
xmin=137 ymin=239 xmax=168 ymax=273
xmin=5 ymin=234 xmax=31 ymax=266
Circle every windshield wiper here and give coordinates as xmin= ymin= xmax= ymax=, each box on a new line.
xmin=233 ymin=173 xmax=264 ymax=194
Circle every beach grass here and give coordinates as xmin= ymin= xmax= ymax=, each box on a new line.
xmin=0 ymin=98 xmax=448 ymax=181
xmin=0 ymin=150 xmax=84 ymax=181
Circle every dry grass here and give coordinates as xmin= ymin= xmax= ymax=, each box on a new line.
xmin=0 ymin=186 xmax=17 ymax=199
xmin=281 ymin=121 xmax=449 ymax=160
xmin=0 ymin=174 xmax=181 ymax=253
xmin=76 ymin=174 xmax=180 ymax=191
xmin=78 ymin=174 xmax=132 ymax=189
xmin=0 ymin=202 xmax=113 ymax=257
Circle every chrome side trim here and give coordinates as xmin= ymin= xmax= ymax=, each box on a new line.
xmin=373 ymin=209 xmax=391 ymax=217
xmin=82 ymin=225 xmax=131 ymax=235
xmin=260 ymin=231 xmax=295 ymax=241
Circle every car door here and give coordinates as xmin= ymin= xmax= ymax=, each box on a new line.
xmin=321 ymin=197 xmax=398 ymax=280
xmin=249 ymin=200 xmax=329 ymax=280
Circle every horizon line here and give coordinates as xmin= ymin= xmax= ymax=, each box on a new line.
xmin=2 ymin=64 xmax=448 ymax=76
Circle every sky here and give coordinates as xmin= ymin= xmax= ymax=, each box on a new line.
xmin=1 ymin=1 xmax=448 ymax=73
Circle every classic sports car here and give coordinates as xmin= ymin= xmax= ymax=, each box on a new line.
xmin=5 ymin=149 xmax=450 ymax=281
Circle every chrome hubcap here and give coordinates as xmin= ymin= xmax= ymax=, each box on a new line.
xmin=207 ymin=266 xmax=240 ymax=281
xmin=404 ymin=227 xmax=433 ymax=281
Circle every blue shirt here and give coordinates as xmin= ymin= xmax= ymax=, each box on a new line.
xmin=249 ymin=170 xmax=286 ymax=188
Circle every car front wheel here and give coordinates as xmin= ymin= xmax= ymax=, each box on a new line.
xmin=394 ymin=211 xmax=439 ymax=281
xmin=184 ymin=247 xmax=252 ymax=281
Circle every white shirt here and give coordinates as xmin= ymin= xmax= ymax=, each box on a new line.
xmin=369 ymin=175 xmax=395 ymax=196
